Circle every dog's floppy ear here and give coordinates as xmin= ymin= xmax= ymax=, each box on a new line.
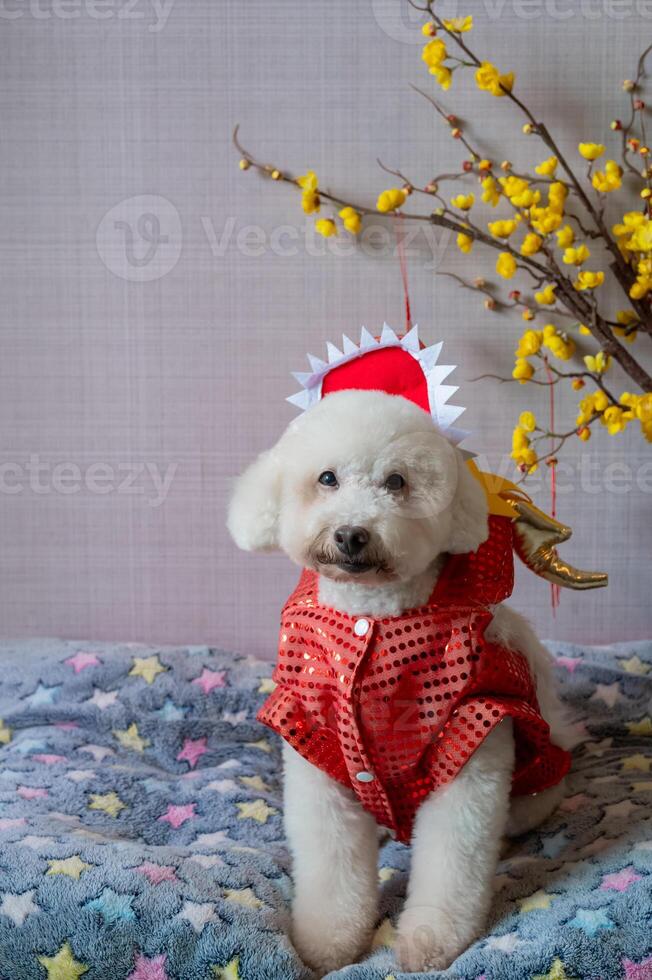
xmin=227 ymin=448 xmax=283 ymax=552
xmin=447 ymin=452 xmax=489 ymax=555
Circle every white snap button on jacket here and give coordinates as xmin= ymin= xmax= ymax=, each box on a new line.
xmin=355 ymin=770 xmax=375 ymax=782
xmin=354 ymin=618 xmax=370 ymax=637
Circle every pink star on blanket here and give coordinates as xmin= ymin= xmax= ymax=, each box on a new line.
xmin=32 ymin=754 xmax=67 ymax=765
xmin=0 ymin=818 xmax=26 ymax=830
xmin=555 ymin=655 xmax=581 ymax=673
xmin=17 ymin=786 xmax=48 ymax=800
xmin=177 ymin=738 xmax=208 ymax=769
xmin=158 ymin=803 xmax=196 ymax=829
xmin=134 ymin=862 xmax=177 ymax=885
xmin=127 ymin=953 xmax=168 ymax=980
xmin=601 ymin=867 xmax=642 ymax=892
xmin=65 ymin=651 xmax=101 ymax=673
xmin=192 ymin=668 xmax=226 ymax=695
xmin=624 ymin=957 xmax=652 ymax=980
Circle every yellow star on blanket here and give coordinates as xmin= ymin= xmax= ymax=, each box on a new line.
xmin=632 ymin=781 xmax=652 ymax=792
xmin=46 ymin=856 xmax=92 ymax=880
xmin=372 ymin=917 xmax=397 ymax=949
xmin=378 ymin=867 xmax=398 ymax=882
xmin=0 ymin=719 xmax=11 ymax=744
xmin=223 ymin=887 xmax=263 ymax=909
xmin=533 ymin=957 xmax=577 ymax=980
xmin=113 ymin=723 xmax=150 ymax=753
xmin=518 ymin=889 xmax=556 ymax=913
xmin=258 ymin=677 xmax=276 ymax=694
xmin=212 ymin=957 xmax=240 ymax=979
xmin=129 ymin=655 xmax=167 ymax=684
xmin=622 ymin=753 xmax=652 ymax=772
xmin=618 ymin=655 xmax=651 ymax=676
xmin=236 ymin=799 xmax=277 ymax=823
xmin=627 ymin=717 xmax=652 ymax=737
xmin=245 ymin=738 xmax=271 ymax=753
xmin=38 ymin=942 xmax=88 ymax=980
xmin=239 ymin=775 xmax=269 ymax=793
xmin=88 ymin=791 xmax=127 ymax=818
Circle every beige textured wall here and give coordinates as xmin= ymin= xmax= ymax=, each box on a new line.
xmin=1 ymin=0 xmax=651 ymax=656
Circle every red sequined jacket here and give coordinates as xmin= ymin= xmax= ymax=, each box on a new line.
xmin=258 ymin=516 xmax=571 ymax=843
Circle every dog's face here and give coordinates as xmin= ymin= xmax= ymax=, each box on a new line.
xmin=227 ymin=390 xmax=489 ymax=585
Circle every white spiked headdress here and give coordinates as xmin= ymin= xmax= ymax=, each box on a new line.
xmin=287 ymin=323 xmax=469 ymax=446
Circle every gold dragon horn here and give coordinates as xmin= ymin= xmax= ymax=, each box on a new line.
xmin=500 ymin=489 xmax=608 ymax=590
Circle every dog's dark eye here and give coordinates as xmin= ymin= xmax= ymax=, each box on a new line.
xmin=318 ymin=470 xmax=338 ymax=488
xmin=385 ymin=473 xmax=405 ymax=492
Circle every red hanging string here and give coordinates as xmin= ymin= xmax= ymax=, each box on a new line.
xmin=393 ymin=213 xmax=412 ymax=333
xmin=544 ymin=359 xmax=560 ymax=614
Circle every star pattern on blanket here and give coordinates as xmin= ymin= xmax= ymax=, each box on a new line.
xmin=568 ymin=907 xmax=615 ymax=935
xmin=0 ymin=889 xmax=39 ymax=926
xmin=38 ymin=942 xmax=88 ymax=980
xmin=85 ymin=888 xmax=136 ymax=924
xmin=127 ymin=953 xmax=168 ymax=980
xmin=46 ymin=856 xmax=92 ymax=880
xmin=88 ymin=791 xmax=127 ymax=818
xmin=533 ymin=959 xmax=577 ymax=980
xmin=212 ymin=958 xmax=241 ymax=980
xmin=64 ymin=651 xmax=101 ymax=674
xmin=1 ymin=639 xmax=651 ymax=980
xmin=129 ymin=656 xmax=167 ymax=685
xmin=114 ymin=724 xmax=151 ymax=754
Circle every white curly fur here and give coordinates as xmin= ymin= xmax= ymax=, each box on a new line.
xmin=228 ymin=390 xmax=571 ymax=976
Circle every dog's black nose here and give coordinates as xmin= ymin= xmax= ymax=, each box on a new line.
xmin=334 ymin=525 xmax=369 ymax=557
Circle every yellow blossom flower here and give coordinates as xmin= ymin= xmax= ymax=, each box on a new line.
xmin=613 ymin=309 xmax=638 ymax=343
xmin=578 ymin=142 xmax=605 ymax=161
xmin=548 ymin=181 xmax=568 ymax=213
xmin=488 ymin=219 xmax=518 ymax=238
xmin=535 ymin=156 xmax=558 ymax=176
xmin=542 ymin=324 xmax=575 ymax=360
xmin=297 ymin=170 xmax=318 ymax=191
xmin=431 ymin=64 xmax=453 ymax=89
xmin=513 ymin=357 xmax=535 ymax=383
xmin=302 ymin=189 xmax=320 ymax=214
xmin=522 ymin=308 xmax=536 ymax=321
xmin=512 ymin=426 xmax=530 ymax=451
xmin=575 ymin=270 xmax=605 ymax=290
xmin=578 ymin=324 xmax=591 ymax=335
xmin=556 ymin=224 xmax=575 ymax=248
xmin=521 ymin=232 xmax=543 ymax=255
xmin=592 ymin=160 xmax=623 ymax=193
xmin=602 ymin=406 xmax=627 ymax=434
xmin=530 ymin=206 xmax=562 ymax=234
xmin=635 ymin=393 xmax=652 ymax=422
xmin=563 ymin=244 xmax=591 ymax=265
xmin=519 ymin=411 xmax=537 ymax=432
xmin=539 ymin=210 xmax=563 ymax=232
xmin=630 ymin=268 xmax=652 ymax=299
xmin=572 ymin=378 xmax=585 ymax=391
xmin=315 ymin=218 xmax=337 ymax=238
xmin=496 ymin=252 xmax=517 ymax=279
xmin=338 ymin=206 xmax=361 ymax=234
xmin=516 ymin=329 xmax=542 ymax=357
xmin=422 ymin=38 xmax=447 ymax=69
xmin=481 ymin=176 xmax=501 ymax=207
xmin=457 ymin=230 xmax=473 ymax=253
xmin=627 ymin=219 xmax=652 ymax=252
xmin=577 ymin=426 xmax=591 ymax=441
xmin=443 ymin=15 xmax=473 ymax=32
xmin=613 ymin=211 xmax=646 ymax=241
xmin=421 ymin=21 xmax=436 ymax=36
xmin=376 ymin=188 xmax=407 ymax=213
xmin=475 ymin=61 xmax=515 ymax=97
xmin=535 ymin=284 xmax=557 ymax=305
xmin=451 ymin=193 xmax=475 ymax=211
xmin=583 ymin=351 xmax=611 ymax=374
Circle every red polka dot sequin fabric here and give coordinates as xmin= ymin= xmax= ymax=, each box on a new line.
xmin=258 ymin=516 xmax=571 ymax=843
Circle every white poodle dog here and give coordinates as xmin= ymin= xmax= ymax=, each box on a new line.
xmin=228 ymin=389 xmax=571 ymax=976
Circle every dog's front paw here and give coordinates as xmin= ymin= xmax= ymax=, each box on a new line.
xmin=292 ymin=907 xmax=372 ymax=977
xmin=395 ymin=906 xmax=467 ymax=973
